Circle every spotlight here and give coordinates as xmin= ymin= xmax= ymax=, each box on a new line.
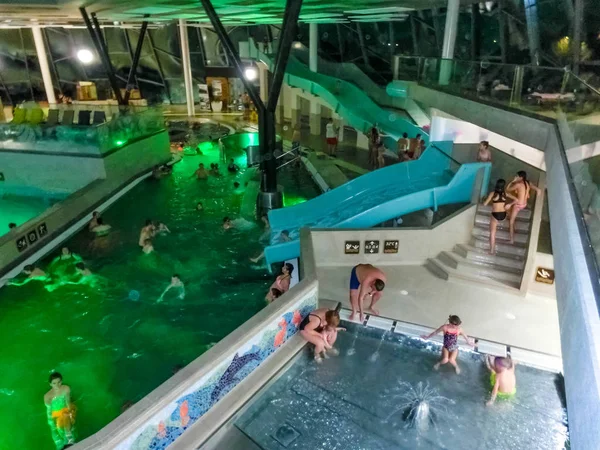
xmin=244 ymin=67 xmax=258 ymax=81
xmin=77 ymin=49 xmax=94 ymax=64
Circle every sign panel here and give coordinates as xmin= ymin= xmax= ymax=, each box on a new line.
xmin=16 ymin=236 xmax=27 ymax=252
xmin=27 ymin=229 xmax=38 ymax=245
xmin=38 ymin=222 xmax=48 ymax=238
xmin=535 ymin=267 xmax=555 ymax=284
xmin=364 ymin=240 xmax=380 ymax=254
xmin=384 ymin=240 xmax=399 ymax=254
xmin=344 ymin=240 xmax=360 ymax=254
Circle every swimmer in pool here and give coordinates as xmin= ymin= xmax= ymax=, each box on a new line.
xmin=44 ymin=372 xmax=76 ymax=449
xmin=88 ymin=211 xmax=100 ymax=231
xmin=250 ymin=230 xmax=291 ymax=263
xmin=196 ymin=202 xmax=203 ymax=211
xmin=157 ymin=274 xmax=185 ymax=302
xmin=142 ymin=239 xmax=154 ymax=254
xmin=24 ymin=264 xmax=47 ymax=278
xmin=227 ymin=158 xmax=239 ymax=173
xmin=91 ymin=218 xmax=112 ymax=236
xmin=139 ymin=220 xmax=155 ymax=247
xmin=75 ymin=262 xmax=92 ymax=277
xmin=155 ymin=222 xmax=171 ymax=234
xmin=486 ymin=355 xmax=517 ymax=405
xmin=192 ymin=163 xmax=208 ymax=180
xmin=223 ymin=217 xmax=233 ymax=230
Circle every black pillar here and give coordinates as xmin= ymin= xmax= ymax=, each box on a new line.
xmin=124 ymin=19 xmax=149 ymax=103
xmin=199 ymin=0 xmax=303 ymax=210
xmin=498 ymin=0 xmax=509 ymax=63
xmin=80 ymin=8 xmax=125 ymax=105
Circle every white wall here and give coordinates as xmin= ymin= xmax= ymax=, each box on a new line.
xmin=309 ymin=205 xmax=476 ymax=267
xmin=430 ymin=112 xmax=546 ymax=170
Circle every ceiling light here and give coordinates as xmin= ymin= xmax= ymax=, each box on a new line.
xmin=77 ymin=49 xmax=94 ymax=64
xmin=244 ymin=67 xmax=257 ymax=81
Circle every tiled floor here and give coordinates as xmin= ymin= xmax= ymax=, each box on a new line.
xmin=317 ymin=265 xmax=561 ymax=356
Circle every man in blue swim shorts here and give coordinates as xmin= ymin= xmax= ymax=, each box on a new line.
xmin=349 ymin=264 xmax=386 ymax=322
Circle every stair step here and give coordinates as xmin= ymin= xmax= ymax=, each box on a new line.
xmin=455 ymin=244 xmax=525 ymax=270
xmin=471 ymin=238 xmax=527 ymax=258
xmin=477 ymin=204 xmax=531 ymax=220
xmin=474 ymin=213 xmax=530 ymax=232
xmin=426 ymin=257 xmax=520 ymax=291
xmin=472 ymin=227 xmax=528 ymax=245
xmin=439 ymin=251 xmax=523 ymax=280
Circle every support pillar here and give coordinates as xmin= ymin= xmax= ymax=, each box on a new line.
xmin=258 ymin=63 xmax=268 ymax=103
xmin=470 ymin=4 xmax=481 ymax=61
xmin=179 ymin=19 xmax=195 ymax=117
xmin=523 ymin=0 xmax=541 ymax=65
xmin=309 ymin=100 xmax=320 ymax=135
xmin=31 ymin=26 xmax=56 ymax=105
xmin=498 ymin=0 xmax=509 ymax=63
xmin=572 ymin=0 xmax=583 ymax=74
xmin=439 ymin=0 xmax=460 ymax=85
xmin=309 ymin=22 xmax=318 ymax=72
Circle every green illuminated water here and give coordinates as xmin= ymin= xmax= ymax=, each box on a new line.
xmin=0 ymin=150 xmax=319 ymax=449
xmin=0 ymin=196 xmax=56 ymax=237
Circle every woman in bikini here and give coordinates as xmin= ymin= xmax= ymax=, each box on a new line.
xmin=506 ymin=171 xmax=542 ymax=244
xmin=299 ymin=308 xmax=341 ymax=363
xmin=421 ymin=315 xmax=474 ymax=374
xmin=265 ymin=262 xmax=293 ymax=302
xmin=483 ymin=179 xmax=516 ymax=255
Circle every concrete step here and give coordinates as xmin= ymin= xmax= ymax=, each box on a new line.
xmin=455 ymin=244 xmax=525 ymax=270
xmin=474 ymin=213 xmax=530 ymax=232
xmin=477 ymin=204 xmax=531 ymax=220
xmin=426 ymin=257 xmax=521 ymax=291
xmin=472 ymin=227 xmax=528 ymax=246
xmin=439 ymin=251 xmax=523 ymax=281
xmin=471 ymin=238 xmax=527 ymax=258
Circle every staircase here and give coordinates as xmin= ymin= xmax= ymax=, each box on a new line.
xmin=427 ymin=204 xmax=531 ymax=291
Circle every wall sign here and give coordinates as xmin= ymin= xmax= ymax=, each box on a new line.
xmin=16 ymin=236 xmax=28 ymax=252
xmin=27 ymin=229 xmax=38 ymax=245
xmin=384 ymin=240 xmax=399 ymax=254
xmin=38 ymin=222 xmax=48 ymax=237
xmin=364 ymin=240 xmax=380 ymax=254
xmin=535 ymin=267 xmax=555 ymax=284
xmin=344 ymin=240 xmax=360 ymax=254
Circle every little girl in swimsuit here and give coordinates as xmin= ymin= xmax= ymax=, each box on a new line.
xmin=421 ymin=315 xmax=474 ymax=374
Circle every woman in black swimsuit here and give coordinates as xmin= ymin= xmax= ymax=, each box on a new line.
xmin=299 ymin=308 xmax=340 ymax=363
xmin=483 ymin=179 xmax=517 ymax=255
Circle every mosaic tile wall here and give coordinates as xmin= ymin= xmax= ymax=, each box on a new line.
xmin=115 ymin=285 xmax=318 ymax=450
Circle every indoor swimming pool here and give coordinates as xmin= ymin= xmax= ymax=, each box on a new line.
xmin=236 ymin=322 xmax=569 ymax=450
xmin=0 ymin=195 xmax=59 ymax=237
xmin=0 ymin=146 xmax=319 ymax=449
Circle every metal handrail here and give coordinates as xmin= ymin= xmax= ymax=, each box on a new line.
xmin=563 ymin=70 xmax=600 ymax=97
xmin=277 ymin=155 xmax=301 ymax=170
xmin=276 ymin=146 xmax=297 ymax=160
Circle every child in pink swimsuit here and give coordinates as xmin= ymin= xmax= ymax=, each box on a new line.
xmin=422 ymin=315 xmax=474 ymax=374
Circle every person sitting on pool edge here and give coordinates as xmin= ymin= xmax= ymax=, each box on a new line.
xmin=24 ymin=264 xmax=47 ymax=279
xmin=88 ymin=211 xmax=100 ymax=231
xmin=299 ymin=307 xmax=341 ymax=363
xmin=486 ymin=355 xmax=517 ymax=405
xmin=348 ymin=264 xmax=387 ymax=322
xmin=227 ymin=158 xmax=239 ymax=173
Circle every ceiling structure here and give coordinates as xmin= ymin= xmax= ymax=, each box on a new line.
xmin=0 ymin=0 xmax=475 ymax=28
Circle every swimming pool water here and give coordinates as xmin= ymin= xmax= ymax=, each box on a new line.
xmin=236 ymin=322 xmax=568 ymax=450
xmin=0 ymin=195 xmax=57 ymax=237
xmin=0 ymin=149 xmax=319 ymax=449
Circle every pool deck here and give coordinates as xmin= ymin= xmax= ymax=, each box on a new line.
xmin=318 ymin=265 xmax=561 ymax=358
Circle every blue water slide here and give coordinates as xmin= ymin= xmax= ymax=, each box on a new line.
xmin=264 ymin=142 xmax=491 ymax=267
xmin=257 ymin=52 xmax=427 ymax=149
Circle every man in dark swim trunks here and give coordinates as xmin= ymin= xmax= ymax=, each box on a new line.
xmin=349 ymin=264 xmax=386 ymax=322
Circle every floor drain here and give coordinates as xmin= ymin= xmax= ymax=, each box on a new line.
xmin=272 ymin=423 xmax=300 ymax=447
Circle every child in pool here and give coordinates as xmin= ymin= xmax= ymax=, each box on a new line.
xmin=421 ymin=315 xmax=474 ymax=374
xmin=485 ymin=355 xmax=517 ymax=405
xmin=142 ymin=239 xmax=154 ymax=254
xmin=320 ymin=324 xmax=346 ymax=353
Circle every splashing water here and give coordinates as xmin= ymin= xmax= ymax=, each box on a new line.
xmin=346 ymin=328 xmax=359 ymax=356
xmin=383 ymin=381 xmax=454 ymax=433
xmin=369 ymin=330 xmax=389 ymax=362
